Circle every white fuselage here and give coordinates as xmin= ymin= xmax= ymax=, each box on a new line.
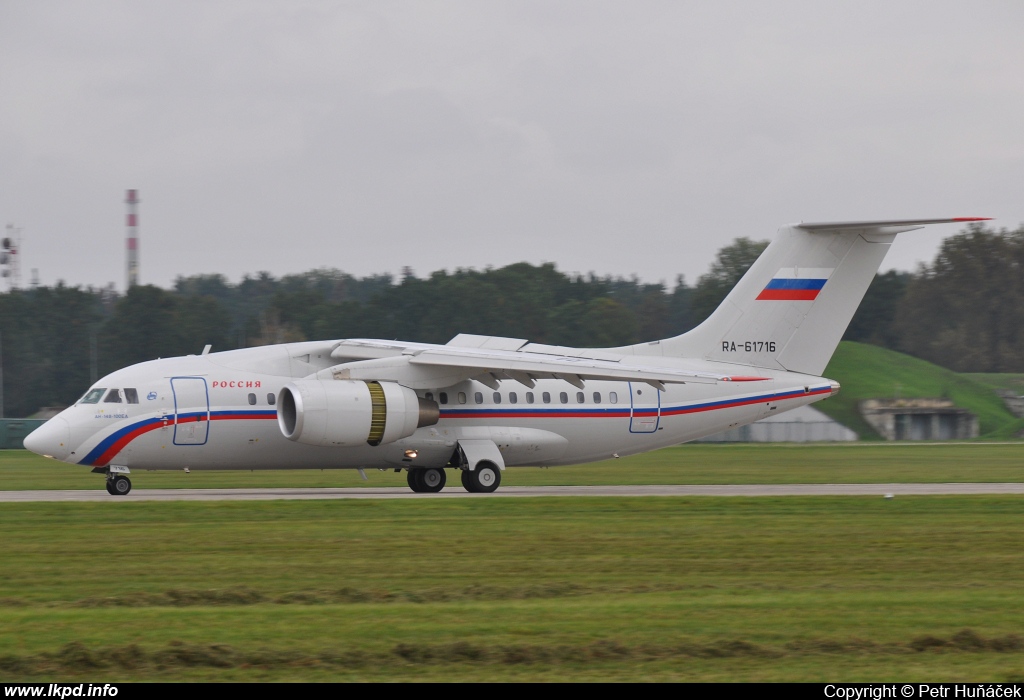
xmin=34 ymin=340 xmax=835 ymax=473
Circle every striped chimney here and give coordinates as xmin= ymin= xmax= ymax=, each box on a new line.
xmin=126 ymin=189 xmax=139 ymax=288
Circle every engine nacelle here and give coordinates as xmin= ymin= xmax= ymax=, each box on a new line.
xmin=277 ymin=380 xmax=439 ymax=447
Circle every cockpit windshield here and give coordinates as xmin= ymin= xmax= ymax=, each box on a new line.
xmin=103 ymin=389 xmax=123 ymax=403
xmin=80 ymin=388 xmax=105 ymax=404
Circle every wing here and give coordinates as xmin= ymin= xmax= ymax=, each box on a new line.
xmin=325 ymin=336 xmax=766 ymax=391
xmin=408 ymin=346 xmax=728 ymax=390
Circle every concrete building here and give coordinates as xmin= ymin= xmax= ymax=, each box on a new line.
xmin=696 ymin=405 xmax=858 ymax=443
xmin=858 ymin=398 xmax=978 ymax=441
xmin=996 ymin=389 xmax=1024 ymax=418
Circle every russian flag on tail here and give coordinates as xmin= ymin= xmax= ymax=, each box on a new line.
xmin=756 ymin=268 xmax=834 ymax=301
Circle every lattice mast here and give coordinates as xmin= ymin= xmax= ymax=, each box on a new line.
xmin=2 ymin=225 xmax=21 ymax=291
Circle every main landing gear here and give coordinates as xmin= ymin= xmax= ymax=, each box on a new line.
xmin=407 ymin=467 xmax=447 ymax=493
xmin=105 ymin=474 xmax=132 ymax=496
xmin=405 ymin=462 xmax=502 ymax=494
xmin=461 ymin=462 xmax=501 ymax=493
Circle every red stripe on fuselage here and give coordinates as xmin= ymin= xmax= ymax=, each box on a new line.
xmin=440 ymin=410 xmax=631 ymax=419
xmin=441 ymin=388 xmax=831 ymax=422
xmin=91 ymin=421 xmax=167 ymax=467
xmin=89 ymin=412 xmax=276 ymax=467
xmin=660 ymin=387 xmax=830 ymax=417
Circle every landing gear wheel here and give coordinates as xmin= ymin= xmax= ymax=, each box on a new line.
xmin=463 ymin=463 xmax=501 ymax=493
xmin=406 ymin=469 xmax=426 ymax=493
xmin=105 ymin=480 xmax=116 ymax=495
xmin=110 ymin=475 xmax=132 ymax=496
xmin=419 ymin=468 xmax=446 ymax=493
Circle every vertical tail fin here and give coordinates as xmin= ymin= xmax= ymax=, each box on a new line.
xmin=619 ymin=218 xmax=989 ymax=376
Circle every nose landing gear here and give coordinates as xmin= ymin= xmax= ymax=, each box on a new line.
xmin=97 ymin=466 xmax=133 ymax=496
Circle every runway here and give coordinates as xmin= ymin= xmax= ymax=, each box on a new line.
xmin=3 ymin=483 xmax=1024 ymax=502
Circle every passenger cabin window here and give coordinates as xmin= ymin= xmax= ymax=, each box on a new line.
xmin=526 ymin=392 xmax=535 ymax=404
xmin=593 ymin=392 xmax=601 ymax=404
xmin=81 ymin=388 xmax=105 ymax=404
xmin=439 ymin=392 xmax=448 ymax=405
xmin=493 ymin=392 xmax=502 ymax=404
xmin=104 ymin=389 xmax=122 ymax=403
xmin=542 ymin=392 xmax=551 ymax=404
xmin=509 ymin=392 xmax=518 ymax=404
xmin=609 ymin=391 xmax=618 ymax=404
xmin=559 ymin=392 xmax=568 ymax=404
xmin=474 ymin=392 xmax=483 ymax=404
xmin=124 ymin=388 xmax=139 ymax=404
xmin=576 ymin=392 xmax=585 ymax=404
xmin=425 ymin=392 xmax=434 ymax=401
xmin=458 ymin=392 xmax=467 ymax=404
xmin=267 ymin=393 xmax=276 ymax=405
xmin=248 ymin=393 xmax=257 ymax=405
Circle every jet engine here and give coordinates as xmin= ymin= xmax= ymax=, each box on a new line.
xmin=277 ymin=380 xmax=439 ymax=447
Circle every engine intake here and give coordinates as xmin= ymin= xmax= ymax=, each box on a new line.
xmin=277 ymin=380 xmax=439 ymax=447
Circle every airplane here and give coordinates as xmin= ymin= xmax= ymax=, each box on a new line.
xmin=24 ymin=217 xmax=989 ymax=495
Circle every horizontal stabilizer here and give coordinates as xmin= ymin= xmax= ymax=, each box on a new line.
xmin=797 ymin=217 xmax=990 ymax=231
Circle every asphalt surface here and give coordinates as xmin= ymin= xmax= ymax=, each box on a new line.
xmin=3 ymin=483 xmax=1024 ymax=502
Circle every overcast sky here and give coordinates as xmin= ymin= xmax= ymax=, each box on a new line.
xmin=1 ymin=1 xmax=1022 ymax=292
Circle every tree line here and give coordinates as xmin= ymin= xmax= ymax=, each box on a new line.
xmin=0 ymin=223 xmax=1018 ymax=416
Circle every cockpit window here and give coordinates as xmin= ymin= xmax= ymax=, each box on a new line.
xmin=80 ymin=388 xmax=105 ymax=404
xmin=103 ymin=389 xmax=123 ymax=403
xmin=124 ymin=388 xmax=139 ymax=404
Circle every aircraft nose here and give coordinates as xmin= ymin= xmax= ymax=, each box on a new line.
xmin=24 ymin=416 xmax=71 ymax=460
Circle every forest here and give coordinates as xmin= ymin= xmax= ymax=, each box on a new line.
xmin=0 ymin=223 xmax=1019 ymax=417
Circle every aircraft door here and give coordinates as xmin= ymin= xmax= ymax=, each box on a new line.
xmin=628 ymin=382 xmax=660 ymax=433
xmin=171 ymin=377 xmax=210 ymax=445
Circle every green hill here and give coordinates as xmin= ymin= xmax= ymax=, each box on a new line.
xmin=963 ymin=373 xmax=1024 ymax=394
xmin=815 ymin=342 xmax=1024 ymax=439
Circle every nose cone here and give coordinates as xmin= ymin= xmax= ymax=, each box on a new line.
xmin=24 ymin=416 xmax=71 ymax=460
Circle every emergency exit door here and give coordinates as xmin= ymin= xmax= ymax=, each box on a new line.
xmin=171 ymin=377 xmax=210 ymax=445
xmin=628 ymin=382 xmax=660 ymax=433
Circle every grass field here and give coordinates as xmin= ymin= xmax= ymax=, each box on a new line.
xmin=818 ymin=342 xmax=1024 ymax=439
xmin=3 ymin=440 xmax=1024 ymax=491
xmin=3 ymin=495 xmax=1024 ymax=681
xmin=3 ymin=443 xmax=1023 ymax=681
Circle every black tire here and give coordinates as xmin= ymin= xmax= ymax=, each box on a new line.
xmin=406 ymin=469 xmax=425 ymax=493
xmin=111 ymin=475 xmax=132 ymax=496
xmin=466 ymin=462 xmax=501 ymax=493
xmin=105 ymin=480 xmax=116 ymax=495
xmin=419 ymin=468 xmax=446 ymax=493
xmin=461 ymin=469 xmax=477 ymax=493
